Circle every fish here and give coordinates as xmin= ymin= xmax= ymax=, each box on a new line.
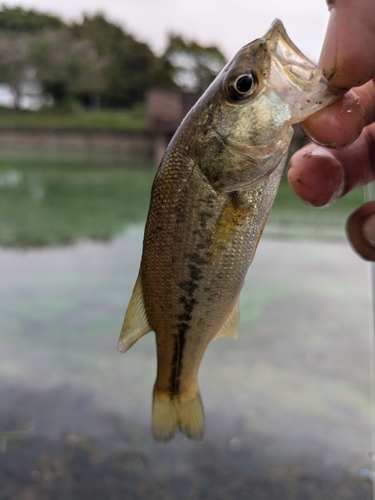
xmin=118 ymin=19 xmax=339 ymax=442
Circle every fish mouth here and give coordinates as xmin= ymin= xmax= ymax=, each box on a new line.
xmin=265 ymin=19 xmax=341 ymax=122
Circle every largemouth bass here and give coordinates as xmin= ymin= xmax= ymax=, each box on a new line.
xmin=118 ymin=20 xmax=338 ymax=441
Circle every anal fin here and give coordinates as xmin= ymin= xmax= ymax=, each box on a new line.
xmin=214 ymin=303 xmax=239 ymax=339
xmin=118 ymin=273 xmax=152 ymax=352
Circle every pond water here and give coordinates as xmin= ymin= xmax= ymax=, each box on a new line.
xmin=0 ymin=155 xmax=373 ymax=499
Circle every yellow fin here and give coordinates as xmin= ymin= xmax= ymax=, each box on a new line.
xmin=152 ymin=389 xmax=204 ymax=442
xmin=209 ymin=198 xmax=249 ymax=261
xmin=118 ymin=273 xmax=151 ymax=353
xmin=214 ymin=303 xmax=239 ymax=339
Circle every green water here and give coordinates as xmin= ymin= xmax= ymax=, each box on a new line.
xmin=0 ymin=155 xmax=154 ymax=247
xmin=0 ymin=153 xmax=364 ymax=247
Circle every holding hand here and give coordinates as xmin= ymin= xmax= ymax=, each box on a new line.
xmin=288 ymin=0 xmax=375 ymax=259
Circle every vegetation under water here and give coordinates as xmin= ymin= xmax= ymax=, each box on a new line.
xmin=0 ymin=154 xmax=154 ymax=247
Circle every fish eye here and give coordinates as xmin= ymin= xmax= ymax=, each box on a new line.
xmin=236 ymin=75 xmax=253 ymax=93
xmin=227 ymin=71 xmax=258 ymax=101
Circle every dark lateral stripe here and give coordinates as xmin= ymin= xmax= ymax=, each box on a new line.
xmin=169 ymin=322 xmax=190 ymax=395
xmin=169 ymin=252 xmax=204 ymax=395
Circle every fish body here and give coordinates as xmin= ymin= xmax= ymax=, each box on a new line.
xmin=118 ymin=20 xmax=338 ymax=441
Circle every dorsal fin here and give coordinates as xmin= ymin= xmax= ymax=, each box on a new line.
xmin=118 ymin=273 xmax=152 ymax=352
xmin=213 ymin=303 xmax=239 ymax=340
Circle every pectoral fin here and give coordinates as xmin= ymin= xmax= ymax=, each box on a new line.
xmin=214 ymin=303 xmax=239 ymax=339
xmin=208 ymin=197 xmax=249 ymax=260
xmin=118 ymin=273 xmax=152 ymax=353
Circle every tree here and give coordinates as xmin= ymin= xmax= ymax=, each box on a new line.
xmin=0 ymin=28 xmax=107 ymax=109
xmin=0 ymin=8 xmax=106 ymax=109
xmin=0 ymin=5 xmax=64 ymax=32
xmin=72 ymin=14 xmax=177 ymax=108
xmin=0 ymin=31 xmax=32 ymax=108
xmin=0 ymin=7 xmax=223 ymax=110
xmin=29 ymin=29 xmax=108 ymax=107
xmin=164 ymin=35 xmax=226 ymax=93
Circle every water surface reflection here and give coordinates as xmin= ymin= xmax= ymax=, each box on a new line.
xmin=0 ymin=153 xmax=364 ymax=247
xmin=1 ymin=228 xmax=372 ymax=498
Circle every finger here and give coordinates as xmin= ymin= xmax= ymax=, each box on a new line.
xmin=320 ymin=0 xmax=375 ymax=88
xmin=288 ymin=122 xmax=375 ymax=207
xmin=302 ymin=78 xmax=375 ymax=149
xmin=346 ymin=202 xmax=375 ymax=261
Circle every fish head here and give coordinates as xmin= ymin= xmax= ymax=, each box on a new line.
xmin=192 ymin=19 xmax=339 ymax=192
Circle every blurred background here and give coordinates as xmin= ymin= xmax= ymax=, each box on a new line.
xmin=0 ymin=2 xmax=374 ymax=499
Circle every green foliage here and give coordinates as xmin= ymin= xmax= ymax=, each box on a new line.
xmin=72 ymin=14 xmax=177 ymax=107
xmin=0 ymin=8 xmax=225 ymax=108
xmin=0 ymin=5 xmax=64 ymax=32
xmin=164 ymin=35 xmax=226 ymax=92
xmin=29 ymin=28 xmax=107 ymax=106
xmin=0 ymin=30 xmax=32 ymax=107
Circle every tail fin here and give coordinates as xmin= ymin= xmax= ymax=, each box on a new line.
xmin=152 ymin=389 xmax=204 ymax=442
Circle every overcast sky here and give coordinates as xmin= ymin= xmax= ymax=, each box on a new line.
xmin=4 ymin=0 xmax=330 ymax=61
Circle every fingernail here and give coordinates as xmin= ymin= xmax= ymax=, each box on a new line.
xmin=363 ymin=214 xmax=375 ymax=246
xmin=319 ymin=7 xmax=338 ymax=82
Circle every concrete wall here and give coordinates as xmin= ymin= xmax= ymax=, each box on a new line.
xmin=0 ymin=127 xmax=307 ymax=166
xmin=0 ymin=129 xmax=155 ymax=162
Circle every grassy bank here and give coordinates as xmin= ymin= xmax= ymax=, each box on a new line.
xmin=0 ymin=107 xmax=147 ymax=131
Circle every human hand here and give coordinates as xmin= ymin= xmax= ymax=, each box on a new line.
xmin=288 ymin=0 xmax=375 ymax=260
